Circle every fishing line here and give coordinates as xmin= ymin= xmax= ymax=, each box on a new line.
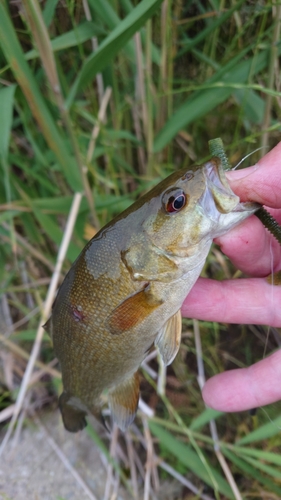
xmin=255 ymin=240 xmax=280 ymax=429
xmin=260 ymin=406 xmax=281 ymax=431
xmin=263 ymin=238 xmax=274 ymax=360
xmin=208 ymin=138 xmax=266 ymax=171
xmin=233 ymin=147 xmax=267 ymax=170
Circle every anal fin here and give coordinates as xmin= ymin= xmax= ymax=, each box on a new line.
xmin=108 ymin=372 xmax=140 ymax=431
xmin=59 ymin=392 xmax=87 ymax=433
xmin=155 ymin=310 xmax=182 ymax=366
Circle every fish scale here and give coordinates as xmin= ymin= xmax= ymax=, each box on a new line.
xmin=45 ymin=158 xmax=260 ymax=432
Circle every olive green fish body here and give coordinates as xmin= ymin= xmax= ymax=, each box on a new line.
xmin=46 ymin=159 xmax=259 ymax=432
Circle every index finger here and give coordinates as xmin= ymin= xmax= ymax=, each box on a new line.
xmin=215 ymin=142 xmax=281 ymax=276
xmin=215 ymin=210 xmax=281 ymax=277
xmin=202 ymin=350 xmax=281 ymax=412
xmin=226 ymin=141 xmax=281 ymax=208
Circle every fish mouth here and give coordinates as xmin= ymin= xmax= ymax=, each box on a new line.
xmin=202 ymin=158 xmax=260 ymax=215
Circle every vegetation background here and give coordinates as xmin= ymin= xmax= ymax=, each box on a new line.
xmin=0 ymin=0 xmax=281 ymax=498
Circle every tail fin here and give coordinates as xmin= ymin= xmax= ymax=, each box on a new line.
xmin=59 ymin=392 xmax=87 ymax=433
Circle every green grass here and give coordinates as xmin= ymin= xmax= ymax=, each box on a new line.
xmin=1 ymin=0 xmax=281 ymax=498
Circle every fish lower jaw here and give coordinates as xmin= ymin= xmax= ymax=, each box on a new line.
xmin=232 ymin=201 xmax=261 ymax=213
xmin=213 ymin=204 xmax=259 ymax=238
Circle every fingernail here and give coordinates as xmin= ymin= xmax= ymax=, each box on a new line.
xmin=225 ymin=163 xmax=260 ymax=181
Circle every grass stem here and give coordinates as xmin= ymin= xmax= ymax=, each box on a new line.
xmin=0 ymin=192 xmax=82 ymax=457
xmin=193 ymin=319 xmax=243 ymax=500
xmin=261 ymin=3 xmax=281 ymax=151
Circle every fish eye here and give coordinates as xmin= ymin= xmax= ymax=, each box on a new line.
xmin=162 ymin=189 xmax=188 ymax=214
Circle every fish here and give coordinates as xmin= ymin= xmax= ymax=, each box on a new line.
xmin=44 ymin=157 xmax=260 ymax=432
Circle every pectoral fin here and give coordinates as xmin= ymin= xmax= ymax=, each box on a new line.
xmin=108 ymin=372 xmax=140 ymax=431
xmin=155 ymin=310 xmax=182 ymax=366
xmin=108 ymin=284 xmax=163 ymax=335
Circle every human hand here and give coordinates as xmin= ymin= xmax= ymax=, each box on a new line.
xmin=181 ymin=141 xmax=281 ymax=412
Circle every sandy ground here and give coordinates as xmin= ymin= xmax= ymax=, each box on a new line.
xmin=0 ymin=411 xmax=131 ymax=500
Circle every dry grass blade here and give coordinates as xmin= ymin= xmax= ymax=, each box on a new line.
xmin=27 ymin=359 xmax=59 ymax=388
xmin=0 ymin=333 xmax=60 ymax=379
xmin=87 ymin=86 xmax=112 ymax=164
xmin=143 ymin=417 xmax=159 ymax=500
xmin=135 ymin=32 xmax=148 ymax=142
xmin=11 ymin=392 xmax=31 ymax=450
xmin=22 ymin=0 xmax=59 ymax=95
xmin=22 ymin=0 xmax=100 ymax=225
xmin=193 ymin=319 xmax=243 ymax=500
xmin=141 ymin=361 xmax=157 ymax=380
xmin=159 ymin=460 xmax=215 ymax=500
xmin=261 ymin=3 xmax=281 ymax=150
xmin=138 ymin=398 xmax=154 ymax=419
xmin=125 ymin=432 xmax=139 ymax=499
xmin=34 ymin=416 xmax=98 ymax=500
xmin=0 ymin=405 xmax=16 ymax=425
xmin=2 ymin=306 xmax=40 ymax=336
xmin=0 ymin=2 xmax=82 ymax=190
xmin=82 ymin=0 xmax=105 ymax=105
xmin=0 ymin=278 xmax=50 ymax=293
xmin=104 ymin=423 xmax=119 ymax=500
xmin=1 ymin=292 xmax=12 ymax=332
xmin=134 ymin=423 xmax=214 ymax=500
xmin=157 ymin=352 xmax=166 ymax=396
xmin=1 ymin=222 xmax=55 ymax=272
xmin=0 ymin=192 xmax=82 ymax=457
xmin=1 ymin=350 xmax=13 ymax=391
xmin=215 ymin=450 xmax=243 ymax=500
xmin=85 ymin=85 xmax=112 ymax=230
xmin=128 ymin=95 xmax=146 ymax=173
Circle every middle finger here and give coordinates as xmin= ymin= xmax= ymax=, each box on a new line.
xmin=215 ymin=208 xmax=281 ymax=277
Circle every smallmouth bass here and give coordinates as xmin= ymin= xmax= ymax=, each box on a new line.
xmin=45 ymin=158 xmax=259 ymax=432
